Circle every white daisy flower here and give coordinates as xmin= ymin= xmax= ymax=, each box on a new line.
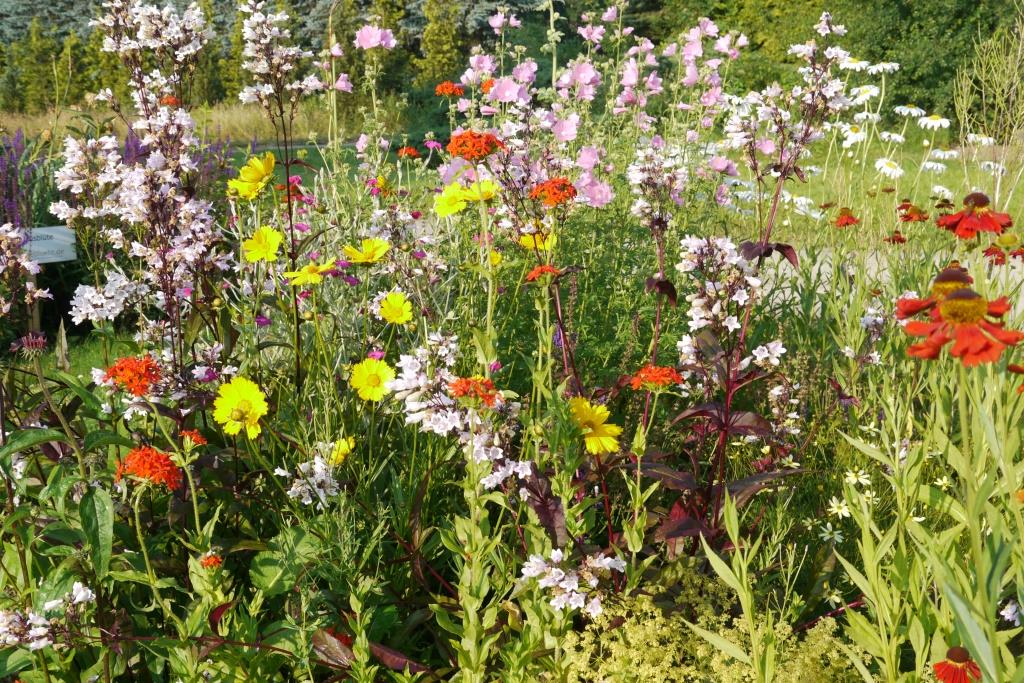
xmin=932 ymin=185 xmax=953 ymax=200
xmin=840 ymin=57 xmax=870 ymax=71
xmin=849 ymin=84 xmax=880 ymax=105
xmin=875 ymin=157 xmax=904 ymax=179
xmin=918 ymin=114 xmax=950 ymax=130
xmin=879 ymin=131 xmax=905 ymax=144
xmin=930 ymin=148 xmax=959 ymax=160
xmin=893 ymin=104 xmax=925 ymax=117
xmin=920 ymin=161 xmax=946 ymax=173
xmin=853 ymin=111 xmax=881 ymax=123
xmin=867 ymin=61 xmax=899 ymax=74
xmin=842 ymin=124 xmax=868 ymax=148
xmin=980 ymin=160 xmax=1007 ymax=176
xmin=966 ymin=133 xmax=995 ymax=146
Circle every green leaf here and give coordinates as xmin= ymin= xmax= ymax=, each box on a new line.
xmin=80 ymin=488 xmax=114 ymax=577
xmin=84 ymin=430 xmax=133 ymax=453
xmin=944 ymin=585 xmax=996 ymax=681
xmin=682 ymin=617 xmax=751 ymax=665
xmin=0 ymin=428 xmax=70 ymax=462
xmin=0 ymin=649 xmax=33 ymax=676
xmin=249 ymin=551 xmax=296 ymax=597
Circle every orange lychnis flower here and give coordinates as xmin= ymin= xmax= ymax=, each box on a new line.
xmin=447 ymin=131 xmax=505 ymax=162
xmin=529 ymin=177 xmax=577 ymax=208
xmin=115 ymin=446 xmax=182 ymax=491
xmin=481 ymin=78 xmax=495 ymax=94
xmin=630 ymin=365 xmax=684 ymax=391
xmin=397 ymin=146 xmax=420 ymax=159
xmin=435 ymin=81 xmax=465 ymax=97
xmin=937 ymin=192 xmax=1012 ymax=239
xmin=933 ymin=647 xmax=981 ymax=683
xmin=200 ymin=553 xmax=223 ymax=569
xmin=833 ymin=207 xmax=859 ymax=228
xmin=159 ymin=94 xmax=181 ymax=107
xmin=180 ymin=429 xmax=207 ymax=447
xmin=105 ymin=355 xmax=161 ymax=397
xmin=526 ymin=264 xmax=561 ymax=282
xmin=448 ymin=375 xmax=500 ymax=407
xmin=897 ymin=285 xmax=1024 ymax=366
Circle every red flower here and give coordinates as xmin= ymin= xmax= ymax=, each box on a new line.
xmin=833 ymin=208 xmax=859 ymax=228
xmin=897 ymin=200 xmax=929 ymax=223
xmin=629 ymin=365 xmax=683 ymax=390
xmin=526 ymin=264 xmax=561 ymax=282
xmin=448 ymin=375 xmax=500 ymax=407
xmin=901 ymin=289 xmax=1024 ymax=366
xmin=115 ymin=446 xmax=182 ymax=491
xmin=181 ymin=429 xmax=207 ymax=447
xmin=529 ymin=177 xmax=577 ymax=207
xmin=937 ymin=192 xmax=1012 ymax=239
xmin=200 ymin=553 xmax=223 ymax=569
xmin=480 ymin=78 xmax=495 ymax=94
xmin=159 ymin=94 xmax=181 ymax=107
xmin=884 ymin=230 xmax=907 ymax=244
xmin=984 ymin=244 xmax=1007 ymax=265
xmin=447 ymin=131 xmax=505 ymax=162
xmin=434 ymin=81 xmax=464 ymax=97
xmin=933 ymin=647 xmax=982 ymax=683
xmin=397 ymin=146 xmax=420 ymax=159
xmin=1008 ymin=364 xmax=1024 ymax=393
xmin=105 ymin=355 xmax=161 ymax=397
xmin=895 ymin=267 xmax=973 ymax=320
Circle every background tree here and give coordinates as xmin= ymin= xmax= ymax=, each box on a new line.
xmin=414 ymin=0 xmax=463 ymax=87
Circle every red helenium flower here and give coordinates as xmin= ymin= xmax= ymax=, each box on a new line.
xmin=933 ymin=647 xmax=982 ymax=683
xmin=834 ymin=208 xmax=859 ymax=228
xmin=936 ymin=192 xmax=1012 ymax=239
xmin=901 ymin=289 xmax=1024 ymax=366
xmin=897 ymin=200 xmax=928 ymax=223
xmin=884 ymin=230 xmax=907 ymax=244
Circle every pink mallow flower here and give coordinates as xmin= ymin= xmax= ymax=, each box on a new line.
xmin=354 ymin=25 xmax=396 ymax=50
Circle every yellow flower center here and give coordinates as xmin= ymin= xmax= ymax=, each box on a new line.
xmin=930 ymin=268 xmax=972 ymax=299
xmin=230 ymin=400 xmax=252 ymax=422
xmin=365 ymin=374 xmax=381 ymax=387
xmin=938 ymin=290 xmax=987 ymax=324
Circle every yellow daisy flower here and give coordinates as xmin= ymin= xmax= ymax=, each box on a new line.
xmin=213 ymin=377 xmax=268 ymax=439
xmin=379 ymin=291 xmax=413 ymax=325
xmin=283 ymin=260 xmax=336 ymax=286
xmin=519 ymin=232 xmax=557 ymax=251
xmin=242 ymin=226 xmax=283 ymax=263
xmin=329 ymin=437 xmax=355 ymax=466
xmin=343 ymin=238 xmax=391 ymax=264
xmin=434 ymin=182 xmax=469 ymax=217
xmin=228 ymin=152 xmax=275 ymax=200
xmin=569 ymin=397 xmax=622 ymax=455
xmin=350 ymin=358 xmax=395 ymax=402
xmin=461 ymin=179 xmax=499 ymax=202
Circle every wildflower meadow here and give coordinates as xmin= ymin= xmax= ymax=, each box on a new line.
xmin=3 ymin=1 xmax=1024 ymax=681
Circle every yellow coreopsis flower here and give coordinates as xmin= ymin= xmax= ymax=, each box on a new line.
xmin=228 ymin=152 xmax=275 ymax=200
xmin=434 ymin=182 xmax=469 ymax=217
xmin=461 ymin=179 xmax=499 ymax=202
xmin=213 ymin=377 xmax=269 ymax=439
xmin=283 ymin=260 xmax=335 ymax=286
xmin=519 ymin=232 xmax=557 ymax=251
xmin=343 ymin=238 xmax=390 ymax=264
xmin=329 ymin=436 xmax=355 ymax=466
xmin=489 ymin=250 xmax=503 ymax=267
xmin=379 ymin=291 xmax=413 ymax=325
xmin=242 ymin=226 xmax=283 ymax=263
xmin=350 ymin=358 xmax=395 ymax=402
xmin=569 ymin=397 xmax=622 ymax=455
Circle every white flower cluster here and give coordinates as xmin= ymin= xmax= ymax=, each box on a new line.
xmin=751 ymin=340 xmax=786 ymax=368
xmin=238 ymin=0 xmax=323 ymax=107
xmin=93 ymin=0 xmax=210 ymax=63
xmin=1 ymin=582 xmax=94 ymax=652
xmin=387 ymin=332 xmax=463 ymax=436
xmin=626 ymin=142 xmax=690 ymax=224
xmin=70 ymin=271 xmax=149 ymax=326
xmin=676 ymin=236 xmax=760 ymax=334
xmin=521 ymin=549 xmax=626 ymax=618
xmin=0 ymin=223 xmax=49 ymax=316
xmin=276 ymin=455 xmax=340 ymax=510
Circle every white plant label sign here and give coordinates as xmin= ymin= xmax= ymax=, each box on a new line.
xmin=27 ymin=226 xmax=77 ymax=264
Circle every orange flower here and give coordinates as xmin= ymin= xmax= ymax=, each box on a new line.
xmin=435 ymin=81 xmax=465 ymax=97
xmin=159 ymin=94 xmax=181 ymax=107
xmin=115 ymin=446 xmax=182 ymax=491
xmin=937 ymin=192 xmax=1012 ymax=239
xmin=105 ymin=355 xmax=161 ymax=397
xmin=1008 ymin=364 xmax=1024 ymax=394
xmin=884 ymin=230 xmax=907 ymax=244
xmin=529 ymin=177 xmax=577 ymax=207
xmin=481 ymin=78 xmax=495 ymax=94
xmin=397 ymin=146 xmax=420 ymax=159
xmin=180 ymin=429 xmax=207 ymax=447
xmin=933 ymin=647 xmax=981 ymax=683
xmin=897 ymin=200 xmax=929 ymax=223
xmin=200 ymin=553 xmax=223 ymax=569
xmin=448 ymin=375 xmax=500 ymax=407
xmin=526 ymin=264 xmax=561 ymax=282
xmin=833 ymin=207 xmax=859 ymax=228
xmin=629 ymin=365 xmax=683 ymax=391
xmin=900 ymin=288 xmax=1024 ymax=366
xmin=447 ymin=131 xmax=505 ymax=162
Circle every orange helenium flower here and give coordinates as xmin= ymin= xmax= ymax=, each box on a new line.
xmin=447 ymin=131 xmax=505 ymax=162
xmin=448 ymin=375 xmax=500 ymax=407
xmin=435 ymin=81 xmax=465 ymax=97
xmin=630 ymin=365 xmax=684 ymax=390
xmin=115 ymin=446 xmax=182 ymax=491
xmin=529 ymin=177 xmax=577 ymax=207
xmin=937 ymin=192 xmax=1012 ymax=239
xmin=105 ymin=355 xmax=161 ymax=397
xmin=833 ymin=208 xmax=859 ymax=228
xmin=895 ymin=267 xmax=973 ymax=320
xmin=899 ymin=288 xmax=1024 ymax=366
xmin=933 ymin=647 xmax=981 ymax=683
xmin=526 ymin=264 xmax=561 ymax=282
